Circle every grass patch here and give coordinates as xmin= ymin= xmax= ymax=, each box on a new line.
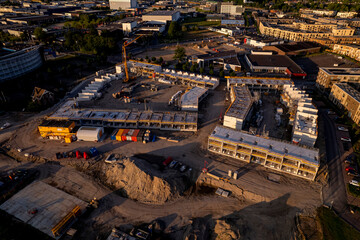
xmin=317 ymin=206 xmax=360 ymax=240
xmin=348 ymin=184 xmax=360 ymax=198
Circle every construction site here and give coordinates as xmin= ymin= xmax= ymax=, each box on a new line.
xmin=0 ymin=34 xmax=327 ymax=240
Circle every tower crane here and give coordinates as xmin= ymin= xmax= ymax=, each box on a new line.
xmin=122 ymin=34 xmax=143 ymax=82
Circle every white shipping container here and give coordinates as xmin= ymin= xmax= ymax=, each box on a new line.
xmin=77 ymin=126 xmax=104 ymax=141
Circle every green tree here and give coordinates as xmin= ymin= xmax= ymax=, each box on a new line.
xmin=168 ymin=21 xmax=181 ymax=39
xmin=209 ymin=69 xmax=214 ymax=75
xmin=199 ymin=67 xmax=204 ymax=74
xmin=230 ymin=71 xmax=236 ymax=77
xmin=34 ymin=27 xmax=46 ymax=42
xmin=159 ymin=57 xmax=163 ymax=63
xmin=219 ymin=70 xmax=224 ymax=78
xmin=174 ymin=46 xmax=186 ymax=61
xmin=152 ymin=56 xmax=156 ymax=62
xmin=182 ymin=62 xmax=189 ymax=71
xmin=190 ymin=64 xmax=197 ymax=72
xmin=182 ymin=25 xmax=187 ymax=32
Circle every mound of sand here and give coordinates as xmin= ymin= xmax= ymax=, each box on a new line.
xmin=214 ymin=220 xmax=239 ymax=240
xmin=102 ymin=157 xmax=187 ymax=204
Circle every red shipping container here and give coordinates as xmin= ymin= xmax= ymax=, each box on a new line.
xmin=132 ymin=129 xmax=140 ymax=142
xmin=121 ymin=129 xmax=129 ymax=141
xmin=76 ymin=150 xmax=82 ymax=159
xmin=127 ymin=129 xmax=134 ymax=141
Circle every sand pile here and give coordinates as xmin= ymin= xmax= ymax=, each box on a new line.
xmin=213 ymin=220 xmax=239 ymax=240
xmin=102 ymin=157 xmax=187 ymax=204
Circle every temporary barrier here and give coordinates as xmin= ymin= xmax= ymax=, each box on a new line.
xmin=83 ymin=152 xmax=90 ymax=159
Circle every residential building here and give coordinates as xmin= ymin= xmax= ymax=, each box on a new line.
xmin=227 ymin=77 xmax=292 ymax=92
xmin=336 ymin=12 xmax=357 ymax=19
xmin=142 ymin=10 xmax=180 ymax=23
xmin=223 ymin=86 xmax=253 ymax=130
xmin=0 ymin=46 xmax=43 ymax=82
xmin=109 ymin=0 xmax=137 ymax=10
xmin=208 ymin=125 xmax=320 ymax=181
xmin=330 ymin=83 xmax=360 ymax=124
xmin=333 ymin=44 xmax=360 ymax=62
xmin=180 ymin=87 xmax=208 ymax=111
xmin=316 ymin=67 xmax=360 ymax=92
xmin=262 ymin=42 xmax=321 ymax=56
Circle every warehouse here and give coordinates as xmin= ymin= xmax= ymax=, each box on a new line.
xmin=76 ymin=126 xmax=104 ymax=142
xmin=142 ymin=10 xmax=180 ymax=23
xmin=208 ymin=125 xmax=320 ymax=181
xmin=223 ymin=86 xmax=254 ymax=130
xmin=262 ymin=41 xmax=321 ymax=56
xmin=180 ymin=87 xmax=208 ymax=111
xmin=245 ymin=54 xmax=307 ymax=78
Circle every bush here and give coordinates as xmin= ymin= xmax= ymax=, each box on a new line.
xmin=151 ymin=57 xmax=156 ymax=62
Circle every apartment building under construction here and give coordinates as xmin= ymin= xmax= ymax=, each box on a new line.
xmin=208 ymin=126 xmax=320 ymax=181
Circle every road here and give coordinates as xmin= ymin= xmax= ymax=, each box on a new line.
xmin=320 ymin=109 xmax=360 ymax=230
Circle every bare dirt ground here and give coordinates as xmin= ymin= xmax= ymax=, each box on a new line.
xmin=0 ymin=82 xmax=322 ymax=239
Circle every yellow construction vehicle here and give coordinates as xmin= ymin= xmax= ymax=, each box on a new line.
xmin=122 ymin=35 xmax=143 ymax=82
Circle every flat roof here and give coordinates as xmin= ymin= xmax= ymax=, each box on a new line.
xmin=227 ymin=77 xmax=292 ymax=86
xmin=210 ymin=126 xmax=320 ymax=165
xmin=246 ymin=54 xmax=306 ymax=74
xmin=49 ymin=100 xmax=198 ymax=124
xmin=225 ymin=86 xmax=252 ymax=120
xmin=321 ymin=67 xmax=360 ymax=76
xmin=0 ymin=181 xmax=87 ymax=239
xmin=180 ymin=87 xmax=208 ymax=108
xmin=145 ymin=10 xmax=179 ymax=16
xmin=272 ymin=41 xmax=320 ymax=52
xmin=39 ymin=119 xmax=74 ymax=128
xmin=162 ymin=69 xmax=219 ymax=86
xmin=334 ymin=83 xmax=360 ymax=103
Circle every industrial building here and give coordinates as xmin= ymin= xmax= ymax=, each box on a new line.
xmin=109 ymin=0 xmax=137 ymax=10
xmin=226 ymin=76 xmax=292 ymax=92
xmin=208 ymin=125 xmax=320 ymax=181
xmin=180 ymin=87 xmax=208 ymax=111
xmin=316 ymin=67 xmax=360 ymax=92
xmin=245 ymin=54 xmax=306 ymax=78
xmin=262 ymin=42 xmax=321 ymax=56
xmin=329 ymin=83 xmax=360 ymax=125
xmin=333 ymin=44 xmax=360 ymax=62
xmin=38 ymin=120 xmax=76 ymax=143
xmin=244 ymin=36 xmax=285 ymax=48
xmin=0 ymin=46 xmax=43 ymax=82
xmin=48 ymin=100 xmax=199 ymax=131
xmin=142 ymin=10 xmax=180 ymax=23
xmin=223 ymin=86 xmax=254 ymax=130
xmin=220 ymin=2 xmax=244 ymax=16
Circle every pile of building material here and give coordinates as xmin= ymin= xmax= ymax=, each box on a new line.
xmin=77 ymin=72 xmax=121 ymax=102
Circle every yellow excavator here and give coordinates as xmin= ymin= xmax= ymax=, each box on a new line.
xmin=122 ymin=34 xmax=143 ymax=82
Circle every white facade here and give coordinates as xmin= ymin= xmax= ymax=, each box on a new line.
xmin=245 ymin=38 xmax=285 ymax=48
xmin=76 ymin=126 xmax=104 ymax=141
xmin=109 ymin=0 xmax=137 ymax=10
xmin=336 ymin=12 xmax=357 ymax=18
xmin=142 ymin=11 xmax=180 ymax=23
xmin=122 ymin=21 xmax=137 ymax=33
xmin=220 ymin=5 xmax=244 ymax=16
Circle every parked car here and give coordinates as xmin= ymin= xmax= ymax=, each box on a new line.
xmin=347 ymin=170 xmax=360 ymax=177
xmin=169 ymin=160 xmax=178 ymax=168
xmin=0 ymin=122 xmax=11 ymax=130
xmin=180 ymin=165 xmax=187 ymax=172
xmin=341 ymin=137 xmax=351 ymax=142
xmin=338 ymin=126 xmax=349 ymax=132
xmin=346 ymin=166 xmax=355 ymax=172
xmin=350 ymin=180 xmax=360 ymax=187
xmin=162 ymin=157 xmax=173 ymax=166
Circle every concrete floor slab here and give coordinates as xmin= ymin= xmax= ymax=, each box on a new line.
xmin=0 ymin=181 xmax=87 ymax=239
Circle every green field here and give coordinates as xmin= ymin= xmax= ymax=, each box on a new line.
xmin=317 ymin=207 xmax=360 ymax=240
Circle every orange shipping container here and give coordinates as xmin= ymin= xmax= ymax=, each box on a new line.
xmin=116 ymin=129 xmax=124 ymax=141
